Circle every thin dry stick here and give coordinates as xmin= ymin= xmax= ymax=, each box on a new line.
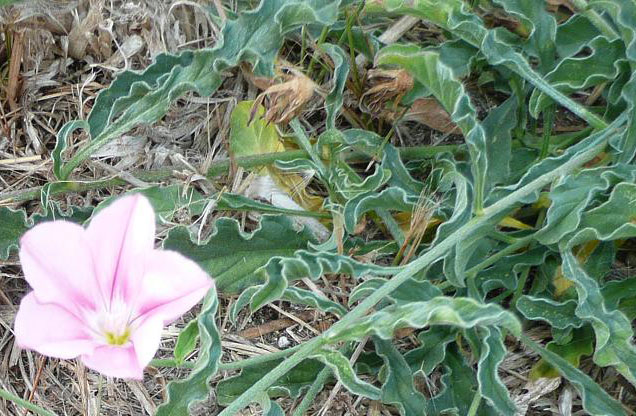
xmin=0 ymin=156 xmax=42 ymax=165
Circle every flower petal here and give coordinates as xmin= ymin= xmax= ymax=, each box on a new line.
xmin=14 ymin=293 xmax=97 ymax=359
xmin=81 ymin=345 xmax=144 ymax=379
xmin=130 ymin=315 xmax=163 ymax=369
xmin=19 ymin=221 xmax=102 ymax=312
xmin=133 ymin=250 xmax=212 ymax=324
xmin=86 ymin=194 xmax=155 ymax=304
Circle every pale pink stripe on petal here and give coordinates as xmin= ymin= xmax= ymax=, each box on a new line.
xmin=86 ymin=194 xmax=155 ymax=304
xmin=133 ymin=250 xmax=212 ymax=324
xmin=19 ymin=221 xmax=101 ymax=312
xmin=14 ymin=293 xmax=98 ymax=359
xmin=82 ymin=344 xmax=144 ymax=380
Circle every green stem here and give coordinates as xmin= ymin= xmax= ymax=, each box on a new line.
xmin=1 ymin=144 xmax=462 ymax=204
xmin=307 ymin=26 xmax=330 ymax=77
xmin=465 ymin=233 xmax=535 ymax=277
xmin=467 ymin=390 xmax=482 ymax=416
xmin=540 ymin=105 xmax=555 ymax=160
xmin=0 ymin=387 xmax=58 ymax=416
xmin=292 ymin=367 xmax=332 ymax=416
xmin=218 ymin=120 xmax=620 ymax=415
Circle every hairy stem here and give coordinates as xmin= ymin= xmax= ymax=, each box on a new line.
xmin=0 ymin=387 xmax=57 ymax=416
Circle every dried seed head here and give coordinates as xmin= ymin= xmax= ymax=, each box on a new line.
xmin=250 ymin=69 xmax=317 ymax=125
xmin=360 ymin=68 xmax=414 ymax=116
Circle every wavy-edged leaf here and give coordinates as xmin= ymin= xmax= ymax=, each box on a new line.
xmin=348 ymin=277 xmax=441 ymax=306
xmin=312 ymin=348 xmax=381 ymax=399
xmin=329 ymin=297 xmax=521 ymax=343
xmin=156 ymin=287 xmax=221 ymax=415
xmin=163 ymin=215 xmax=317 ymax=294
xmin=323 ymin=43 xmax=349 ymax=129
xmin=374 ymin=338 xmax=426 ymax=416
xmin=477 ymin=326 xmax=517 ymax=415
xmin=344 ymin=187 xmax=418 ymax=233
xmin=522 ymin=333 xmax=626 ymax=416
xmin=530 ymin=326 xmax=594 ymax=379
xmin=0 ymin=207 xmax=29 ymax=260
xmin=216 ymin=358 xmax=324 ymax=406
xmin=404 ymin=326 xmax=456 ymax=376
xmin=217 ymin=193 xmax=327 ymax=218
xmin=530 ymin=36 xmax=626 ymax=116
xmin=516 ymin=296 xmax=583 ymax=330
xmin=250 ymin=250 xmax=400 ymax=312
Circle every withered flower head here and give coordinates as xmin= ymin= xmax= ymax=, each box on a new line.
xmin=250 ymin=68 xmax=317 ymax=125
xmin=360 ymin=68 xmax=414 ymax=116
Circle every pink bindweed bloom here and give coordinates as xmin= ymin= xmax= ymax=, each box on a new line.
xmin=14 ymin=194 xmax=213 ymax=379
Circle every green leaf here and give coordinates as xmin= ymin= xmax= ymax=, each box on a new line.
xmin=555 ymin=15 xmax=601 ymax=58
xmin=323 ymin=43 xmax=349 ymax=129
xmin=343 ymin=187 xmax=417 ymax=233
xmin=374 ymin=338 xmax=427 ymax=416
xmin=216 ymin=359 xmax=325 ymax=405
xmin=516 ymin=296 xmax=583 ymax=330
xmin=91 ymin=185 xmax=207 ymax=223
xmin=163 ymin=215 xmax=317 ymax=294
xmin=329 ymin=297 xmax=521 ymax=343
xmin=156 ymin=287 xmax=221 ymax=415
xmin=427 ymin=344 xmax=480 ymax=415
xmin=521 ymin=333 xmax=626 ymax=416
xmin=312 ymin=348 xmax=381 ymax=399
xmin=174 ymin=319 xmax=199 ymax=365
xmin=230 ymin=101 xmax=283 ymax=163
xmin=530 ymin=327 xmax=594 ymax=379
xmin=348 ymin=277 xmax=442 ymax=306
xmin=404 ymin=326 xmax=456 ymax=376
xmin=0 ymin=207 xmax=29 ymax=260
xmin=217 ymin=193 xmax=328 ymax=218
xmin=250 ymin=250 xmax=400 ymax=312
xmin=477 ymin=327 xmax=517 ymax=415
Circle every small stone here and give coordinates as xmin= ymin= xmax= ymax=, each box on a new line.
xmin=277 ymin=336 xmax=290 ymax=349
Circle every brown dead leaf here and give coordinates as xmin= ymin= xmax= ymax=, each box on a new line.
xmin=400 ymin=97 xmax=459 ymax=134
xmin=360 ymin=68 xmax=413 ymax=116
xmin=68 ymin=1 xmax=103 ymax=60
xmin=250 ymin=69 xmax=317 ymax=125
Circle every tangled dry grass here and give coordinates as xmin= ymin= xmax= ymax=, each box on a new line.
xmin=0 ymin=1 xmax=634 ymax=415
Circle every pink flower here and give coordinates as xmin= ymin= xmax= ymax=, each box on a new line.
xmin=13 ymin=195 xmax=213 ymax=379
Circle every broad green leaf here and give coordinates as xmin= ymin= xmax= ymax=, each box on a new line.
xmin=404 ymin=326 xmax=456 ymax=376
xmin=230 ymin=101 xmax=284 ymax=163
xmin=156 ymin=288 xmax=221 ymax=415
xmin=348 ymin=277 xmax=442 ymax=306
xmin=323 ymin=43 xmax=349 ymax=129
xmin=0 ymin=207 xmax=29 ymax=260
xmin=427 ymin=344 xmax=481 ymax=415
xmin=602 ymin=278 xmax=636 ymax=311
xmin=343 ymin=187 xmax=418 ymax=233
xmin=477 ymin=327 xmax=517 ymax=415
xmin=555 ymin=15 xmax=601 ymax=58
xmin=250 ymin=250 xmax=400 ymax=312
xmin=329 ymin=297 xmax=521 ymax=343
xmin=312 ymin=348 xmax=381 ymax=399
xmin=530 ymin=37 xmax=626 ymax=116
xmin=516 ymin=296 xmax=583 ymax=330
xmin=491 ymin=0 xmax=557 ymax=70
xmin=91 ymin=185 xmax=207 ymax=223
xmin=521 ymin=333 xmax=626 ymax=416
xmin=530 ymin=327 xmax=594 ymax=379
xmin=374 ymin=338 xmax=427 ymax=416
xmin=217 ymin=193 xmax=327 ymax=218
xmin=163 ymin=215 xmax=317 ymax=294
xmin=216 ymin=359 xmax=325 ymax=405
xmin=174 ymin=319 xmax=199 ymax=365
